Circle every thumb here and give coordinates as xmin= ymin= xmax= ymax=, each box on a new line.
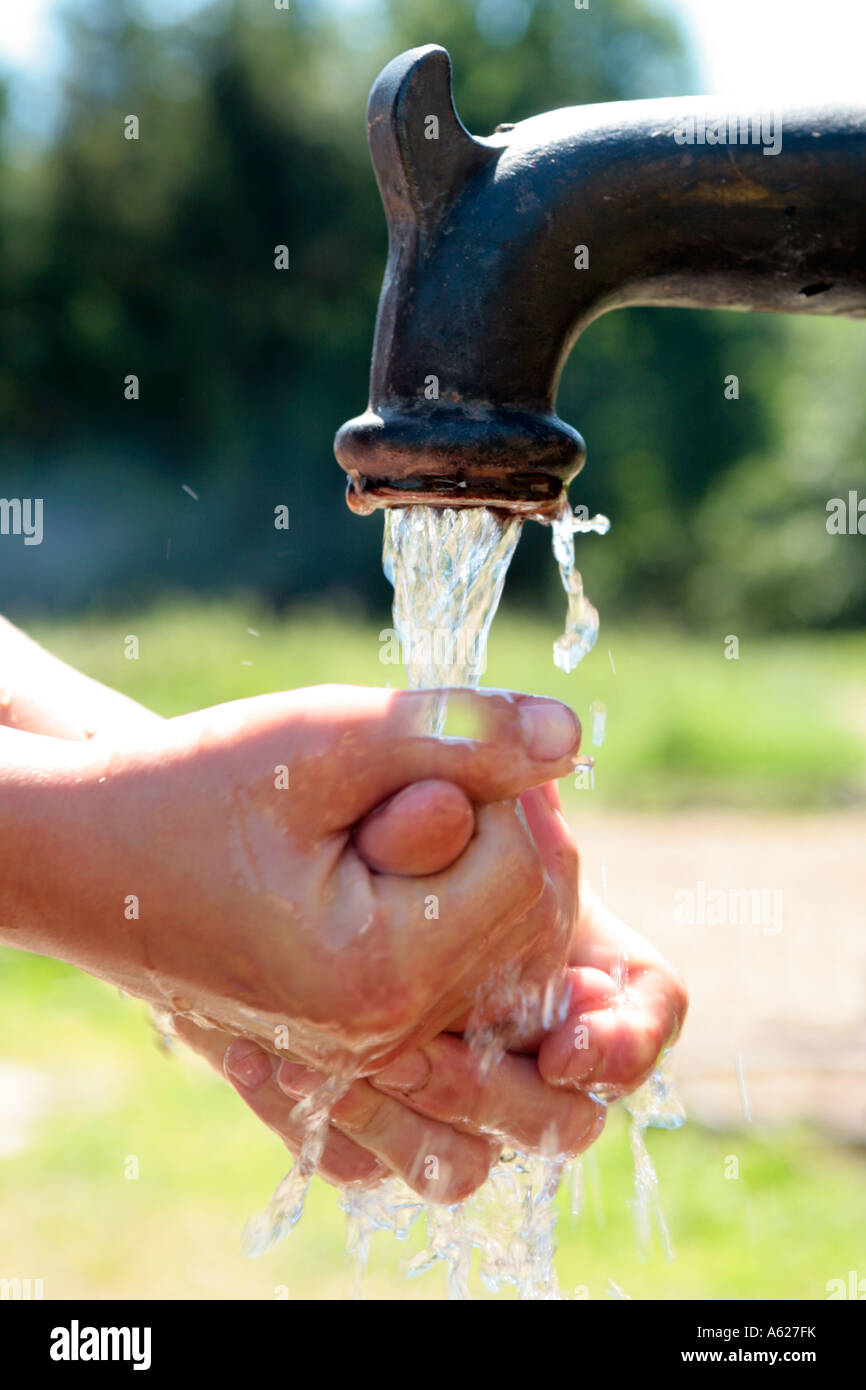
xmin=273 ymin=684 xmax=582 ymax=832
xmin=354 ymin=779 xmax=475 ymax=875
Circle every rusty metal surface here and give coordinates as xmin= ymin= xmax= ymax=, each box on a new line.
xmin=336 ymin=45 xmax=866 ymax=515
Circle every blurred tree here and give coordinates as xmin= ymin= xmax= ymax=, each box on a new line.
xmin=0 ymin=0 xmax=858 ymax=632
xmin=690 ymin=316 xmax=866 ymax=630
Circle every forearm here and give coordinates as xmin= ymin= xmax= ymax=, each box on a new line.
xmin=0 ymin=725 xmax=163 ymax=1014
xmin=0 ymin=620 xmax=168 ymax=991
xmin=0 ymin=727 xmax=97 ymax=952
xmin=0 ymin=615 xmax=160 ymax=741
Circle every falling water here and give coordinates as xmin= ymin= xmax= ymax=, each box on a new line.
xmin=339 ymin=500 xmax=628 ymax=1299
xmin=249 ymin=496 xmax=685 ymax=1296
xmin=356 ymin=504 xmax=575 ymax=1298
xmin=244 ymin=1073 xmax=352 ymax=1257
xmin=621 ymin=1052 xmax=686 ymax=1261
xmin=382 ymin=504 xmax=523 ymax=708
xmin=550 ymin=497 xmax=609 ymax=673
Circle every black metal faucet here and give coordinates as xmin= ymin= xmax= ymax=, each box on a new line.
xmin=335 ymin=45 xmax=866 ymax=519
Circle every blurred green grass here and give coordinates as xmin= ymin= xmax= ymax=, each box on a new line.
xmin=31 ymin=596 xmax=866 ymax=810
xmin=2 ymin=949 xmax=864 ymax=1300
xmin=2 ymin=600 xmax=864 ymax=1298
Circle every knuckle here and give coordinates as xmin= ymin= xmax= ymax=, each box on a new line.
xmin=339 ymin=1088 xmax=392 ymax=1141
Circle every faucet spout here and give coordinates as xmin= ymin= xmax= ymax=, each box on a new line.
xmin=336 ymin=45 xmax=866 ymax=517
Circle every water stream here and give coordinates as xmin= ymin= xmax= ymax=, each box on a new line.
xmin=382 ymin=504 xmax=522 ymax=707
xmin=253 ymin=497 xmax=685 ymax=1295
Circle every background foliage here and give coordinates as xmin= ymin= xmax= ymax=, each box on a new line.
xmin=1 ymin=0 xmax=863 ymax=627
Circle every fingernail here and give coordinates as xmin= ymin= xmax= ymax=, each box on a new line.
xmin=374 ymin=1050 xmax=431 ymax=1093
xmin=552 ymin=1031 xmax=604 ymax=1087
xmin=276 ymin=1061 xmax=322 ymax=1094
xmin=225 ymin=1040 xmax=274 ymax=1091
xmin=520 ymin=700 xmax=580 ymax=761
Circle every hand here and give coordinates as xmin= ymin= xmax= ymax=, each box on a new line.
xmin=471 ymin=780 xmax=688 ymax=1096
xmin=532 ymin=858 xmax=689 ymax=1096
xmin=540 ymin=892 xmax=690 ymax=1098
xmin=1 ymin=684 xmax=582 ymax=1083
xmin=173 ymin=780 xmax=603 ymax=1204
xmin=0 ymin=621 xmax=684 ymax=1204
xmin=181 ymin=785 xmax=688 ymax=1204
xmin=0 ymin=622 xmax=587 ymax=1205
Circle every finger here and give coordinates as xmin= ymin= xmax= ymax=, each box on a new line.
xmin=371 ymin=1033 xmax=605 ymax=1159
xmin=172 ymin=1018 xmax=387 ymax=1189
xmin=276 ymin=1059 xmax=498 ymax=1205
xmin=221 ymin=685 xmax=581 ymax=833
xmin=225 ymin=1043 xmax=389 ymax=1189
xmin=520 ymin=786 xmax=578 ymax=895
xmin=538 ymin=997 xmax=674 ymax=1096
xmin=471 ymin=964 xmax=617 ymax=1056
xmin=564 ymin=890 xmax=689 ymax=1082
xmin=354 ymin=779 xmax=474 ymax=875
xmin=535 ymin=949 xmax=685 ymax=1095
xmin=537 ymin=779 xmax=562 ymax=812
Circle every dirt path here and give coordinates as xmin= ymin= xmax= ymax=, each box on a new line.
xmin=572 ymin=811 xmax=866 ymax=1140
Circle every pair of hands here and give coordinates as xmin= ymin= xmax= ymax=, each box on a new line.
xmin=0 ymin=620 xmax=688 ymax=1204
xmin=175 ymin=873 xmax=687 ymax=1202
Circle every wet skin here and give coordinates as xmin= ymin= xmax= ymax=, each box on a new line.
xmin=0 ymin=618 xmax=687 ymax=1204
xmin=181 ymin=784 xmax=687 ymax=1201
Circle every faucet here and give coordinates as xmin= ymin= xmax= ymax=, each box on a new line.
xmin=335 ymin=45 xmax=866 ymax=519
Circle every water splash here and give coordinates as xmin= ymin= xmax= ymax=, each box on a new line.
xmin=569 ymin=1155 xmax=585 ymax=1219
xmin=622 ymin=1053 xmax=686 ymax=1262
xmin=349 ymin=503 xmax=682 ymax=1296
xmin=248 ymin=497 xmax=687 ymax=1297
xmin=607 ymin=1278 xmax=632 ymax=1299
xmin=736 ymin=1049 xmax=754 ymax=1124
xmin=244 ymin=1073 xmax=350 ymax=1257
xmin=385 ymin=498 xmax=608 ymax=686
xmin=342 ymin=1180 xmax=423 ymax=1300
xmin=551 ymin=498 xmax=609 ymax=674
xmin=583 ymin=935 xmax=685 ymax=1265
xmin=589 ymin=699 xmax=607 ymax=747
xmin=466 ymin=962 xmax=572 ymax=1082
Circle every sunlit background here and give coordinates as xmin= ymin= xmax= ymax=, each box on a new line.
xmin=5 ymin=0 xmax=866 ymax=134
xmin=0 ymin=0 xmax=864 ymax=1299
